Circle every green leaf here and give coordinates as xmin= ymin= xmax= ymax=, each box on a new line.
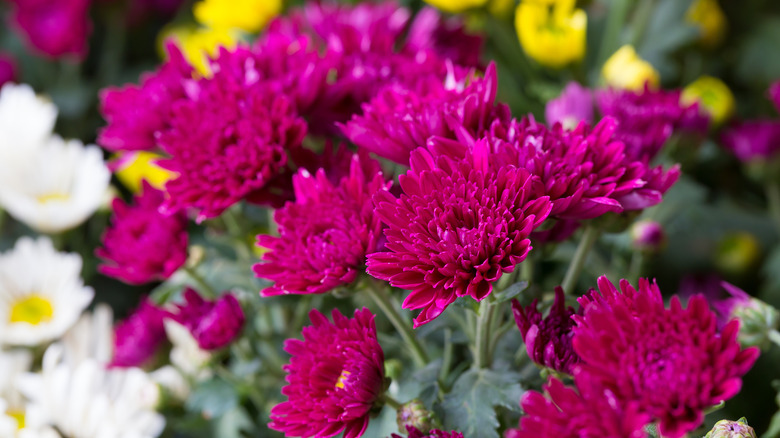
xmin=440 ymin=368 xmax=524 ymax=438
xmin=185 ymin=377 xmax=240 ymax=419
xmin=492 ymin=281 xmax=529 ymax=304
xmin=214 ymin=406 xmax=253 ymax=438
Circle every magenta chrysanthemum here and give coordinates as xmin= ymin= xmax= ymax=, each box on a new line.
xmin=110 ymin=298 xmax=169 ymax=368
xmin=157 ymin=47 xmax=308 ymax=221
xmin=254 ymin=152 xmax=390 ymax=296
xmin=367 ymin=143 xmax=552 ymax=326
xmin=545 ymin=82 xmax=594 ymax=129
xmin=392 ymin=426 xmax=465 ymax=438
xmin=721 ymin=120 xmax=780 ymax=161
xmin=596 ymin=85 xmax=709 ymax=161
xmin=512 ymin=287 xmax=580 ymax=374
xmin=505 ymin=377 xmax=650 ymax=438
xmin=573 ymin=276 xmax=760 ymax=438
xmin=97 ymin=182 xmax=188 ymax=285
xmin=98 ymin=43 xmax=193 ymax=152
xmin=269 ymin=308 xmax=385 ymax=438
xmin=9 ymin=0 xmax=92 ymax=59
xmin=342 ymin=63 xmax=506 ymax=165
xmin=169 ymin=288 xmax=245 ymax=351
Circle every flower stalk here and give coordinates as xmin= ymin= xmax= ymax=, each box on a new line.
xmin=473 ymin=297 xmax=499 ymax=369
xmin=561 ymin=225 xmax=601 ymax=295
xmin=365 ymin=281 xmax=429 ymax=368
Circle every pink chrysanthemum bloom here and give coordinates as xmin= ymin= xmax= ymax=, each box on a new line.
xmin=392 ymin=426 xmax=465 ymax=438
xmin=157 ymin=47 xmax=308 ymax=221
xmin=512 ymin=287 xmax=580 ymax=374
xmin=545 ymin=82 xmax=594 ymax=130
xmin=721 ymin=120 xmax=780 ymax=162
xmin=97 ymin=182 xmax=188 ymax=285
xmin=98 ymin=43 xmax=193 ymax=152
xmin=269 ymin=308 xmax=385 ymax=438
xmin=573 ymin=276 xmax=760 ymax=438
xmin=9 ymin=0 xmax=92 ymax=59
xmin=596 ymin=85 xmax=710 ymax=161
xmin=110 ymin=298 xmax=169 ymax=368
xmin=367 ymin=143 xmax=552 ymax=326
xmin=0 ymin=53 xmax=17 ymax=88
xmin=169 ymin=288 xmax=245 ymax=350
xmin=433 ymin=116 xmax=679 ymax=220
xmin=505 ymin=377 xmax=650 ymax=438
xmin=403 ymin=7 xmax=483 ymax=68
xmin=254 ymin=152 xmax=390 ymax=296
xmin=342 ymin=63 xmax=506 ymax=165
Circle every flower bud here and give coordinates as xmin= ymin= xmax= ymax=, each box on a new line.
xmin=705 ymin=417 xmax=757 ymax=438
xmin=630 ymin=220 xmax=666 ymax=253
xmin=722 ymin=282 xmax=780 ymax=350
xmin=602 ymin=45 xmax=659 ymax=91
xmin=681 ymin=76 xmax=735 ymax=126
xmin=397 ymin=399 xmax=436 ymax=434
xmin=686 ymin=0 xmax=727 ymax=48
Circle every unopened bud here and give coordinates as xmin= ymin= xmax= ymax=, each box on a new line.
xmin=705 ymin=417 xmax=757 ymax=438
xmin=397 ymin=399 xmax=436 ymax=433
xmin=733 ymin=297 xmax=780 ymax=349
xmin=630 ymin=220 xmax=666 ymax=253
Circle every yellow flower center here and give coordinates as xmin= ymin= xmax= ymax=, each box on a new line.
xmin=335 ymin=370 xmax=352 ymax=389
xmin=6 ymin=409 xmax=25 ymax=430
xmin=36 ymin=192 xmax=70 ymax=204
xmin=9 ymin=295 xmax=54 ymax=325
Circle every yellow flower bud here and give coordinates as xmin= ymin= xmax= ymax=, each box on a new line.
xmin=160 ymin=25 xmax=237 ymax=77
xmin=515 ymin=0 xmax=587 ymax=69
xmin=681 ymin=75 xmax=735 ymax=126
xmin=113 ymin=152 xmax=177 ymax=194
xmin=602 ymin=45 xmax=659 ymax=91
xmin=424 ymin=0 xmax=490 ymax=14
xmin=194 ymin=0 xmax=282 ymax=34
xmin=686 ymin=0 xmax=727 ymax=48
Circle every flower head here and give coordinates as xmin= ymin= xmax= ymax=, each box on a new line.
xmin=705 ymin=418 xmax=757 ymax=438
xmin=169 ymin=288 xmax=245 ymax=350
xmin=0 ymin=237 xmax=93 ymax=347
xmin=545 ymin=82 xmax=593 ymax=130
xmin=630 ymin=219 xmax=666 ymax=253
xmin=269 ymin=308 xmax=385 ymax=438
xmin=194 ymin=0 xmax=282 ymax=33
xmin=98 ymin=43 xmax=193 ymax=152
xmin=110 ymin=151 xmax=177 ymax=193
xmin=602 ymin=45 xmax=659 ymax=91
xmin=686 ymin=0 xmax=727 ymax=48
xmin=515 ymin=0 xmax=587 ymax=69
xmin=9 ymin=0 xmax=92 ymax=59
xmin=255 ymin=152 xmax=389 ymax=296
xmin=404 ymin=7 xmax=484 ymax=68
xmin=423 ymin=0 xmax=488 ymax=14
xmin=342 ymin=63 xmax=508 ymax=165
xmin=98 ymin=182 xmax=188 ymax=285
xmin=573 ymin=276 xmax=760 ymax=438
xmin=110 ymin=298 xmax=169 ymax=368
xmin=165 ymin=26 xmax=237 ymax=77
xmin=157 ymin=46 xmax=308 ymax=220
xmin=505 ymin=377 xmax=650 ymax=438
xmin=512 ymin=287 xmax=580 ymax=374
xmin=367 ymin=143 xmax=552 ymax=326
xmin=597 ymin=85 xmax=710 ymax=161
xmin=721 ymin=120 xmax=780 ymax=162
xmin=0 ymin=83 xmax=58 ymax=165
xmin=681 ymin=75 xmax=735 ymax=126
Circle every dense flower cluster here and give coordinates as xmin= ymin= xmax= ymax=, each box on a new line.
xmin=269 ymin=308 xmax=385 ymax=438
xmin=98 ymin=182 xmax=188 ymax=285
xmin=255 ymin=152 xmax=390 ymax=296
xmin=368 ymin=143 xmax=552 ymax=326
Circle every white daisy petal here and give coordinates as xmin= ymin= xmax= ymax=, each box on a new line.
xmin=0 ymin=83 xmax=57 ymax=161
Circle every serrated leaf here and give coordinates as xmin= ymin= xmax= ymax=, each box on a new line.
xmin=185 ymin=377 xmax=239 ymax=419
xmin=440 ymin=369 xmax=524 ymax=438
xmin=492 ymin=281 xmax=529 ymax=304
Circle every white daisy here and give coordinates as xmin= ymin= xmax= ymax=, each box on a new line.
xmin=0 ymin=237 xmax=94 ymax=346
xmin=0 ymin=83 xmax=57 ymax=162
xmin=61 ymin=304 xmax=114 ymax=366
xmin=16 ymin=345 xmax=165 ymax=438
xmin=164 ymin=320 xmax=212 ymax=380
xmin=0 ymin=136 xmax=110 ymax=233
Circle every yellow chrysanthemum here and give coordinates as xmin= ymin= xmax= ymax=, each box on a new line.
xmin=113 ymin=151 xmax=177 ymax=194
xmin=424 ymin=0 xmax=489 ymax=14
xmin=681 ymin=75 xmax=735 ymax=126
xmin=602 ymin=45 xmax=659 ymax=91
xmin=515 ymin=0 xmax=587 ymax=69
xmin=686 ymin=0 xmax=727 ymax=48
xmin=488 ymin=0 xmax=515 ymax=18
xmin=194 ymin=0 xmax=282 ymax=34
xmin=161 ymin=25 xmax=237 ymax=77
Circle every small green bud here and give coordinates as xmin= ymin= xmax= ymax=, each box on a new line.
xmin=705 ymin=417 xmax=757 ymax=438
xmin=396 ymin=399 xmax=436 ymax=433
xmin=733 ymin=297 xmax=780 ymax=350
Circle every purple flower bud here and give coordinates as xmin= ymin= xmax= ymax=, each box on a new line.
xmin=630 ymin=220 xmax=666 ymax=253
xmin=705 ymin=418 xmax=757 ymax=438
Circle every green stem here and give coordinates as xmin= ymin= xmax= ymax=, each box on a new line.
xmin=630 ymin=0 xmax=656 ymax=47
xmin=222 ymin=208 xmax=252 ymax=261
xmin=383 ymin=395 xmax=403 ymax=410
xmin=365 ymin=282 xmax=429 ymax=368
xmin=439 ymin=328 xmax=454 ymax=387
xmin=594 ymin=0 xmax=632 ymax=79
xmin=766 ymin=183 xmax=780 ymax=236
xmin=628 ymin=251 xmax=645 ymax=283
xmin=473 ymin=298 xmax=498 ymax=369
xmin=183 ymin=265 xmax=218 ymax=298
xmin=561 ymin=226 xmax=601 ymax=295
